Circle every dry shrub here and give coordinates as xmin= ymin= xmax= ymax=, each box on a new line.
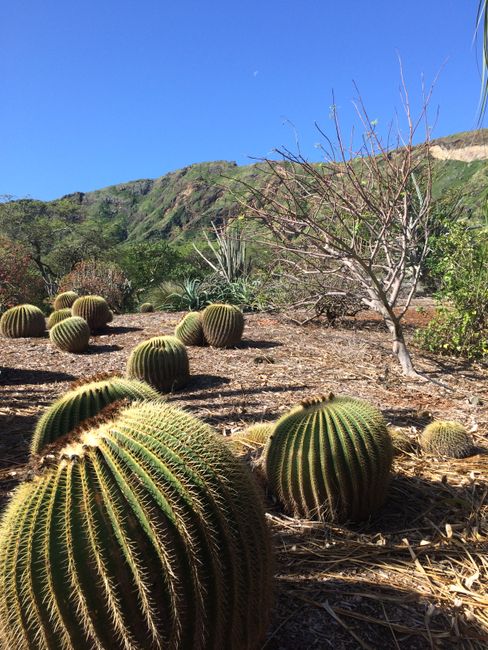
xmin=59 ymin=260 xmax=132 ymax=311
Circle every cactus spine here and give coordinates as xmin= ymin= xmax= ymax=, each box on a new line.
xmin=72 ymin=295 xmax=111 ymax=332
xmin=127 ymin=335 xmax=190 ymax=392
xmin=175 ymin=311 xmax=205 ymax=346
xmin=53 ymin=291 xmax=79 ymax=310
xmin=31 ymin=375 xmax=161 ymax=455
xmin=47 ymin=308 xmax=72 ymax=329
xmin=420 ymin=421 xmax=475 ymax=458
xmin=0 ymin=402 xmax=272 ymax=649
xmin=140 ymin=302 xmax=154 ymax=313
xmin=201 ymin=304 xmax=244 ymax=347
xmin=264 ymin=394 xmax=393 ymax=522
xmin=49 ymin=316 xmax=90 ymax=354
xmin=0 ymin=304 xmax=45 ymax=338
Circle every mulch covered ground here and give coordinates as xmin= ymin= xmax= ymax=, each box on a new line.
xmin=1 ymin=309 xmax=487 ymax=648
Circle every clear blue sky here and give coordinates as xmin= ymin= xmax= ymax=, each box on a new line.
xmin=0 ymin=1 xmax=484 ymax=200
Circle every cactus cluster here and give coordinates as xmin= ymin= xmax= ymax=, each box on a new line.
xmin=202 ymin=303 xmax=244 ymax=347
xmin=420 ymin=421 xmax=476 ymax=458
xmin=175 ymin=310 xmax=205 ymax=346
xmin=127 ymin=335 xmax=190 ymax=392
xmin=72 ymin=295 xmax=111 ymax=332
xmin=47 ymin=308 xmax=72 ymax=329
xmin=53 ymin=290 xmax=79 ymax=310
xmin=0 ymin=401 xmax=272 ymax=650
xmin=264 ymin=394 xmax=393 ymax=522
xmin=49 ymin=316 xmax=91 ymax=354
xmin=0 ymin=304 xmax=45 ymax=338
xmin=30 ymin=374 xmax=161 ymax=455
xmin=140 ymin=302 xmax=154 ymax=313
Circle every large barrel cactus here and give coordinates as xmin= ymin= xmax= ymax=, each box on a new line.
xmin=175 ymin=311 xmax=205 ymax=346
xmin=47 ymin=308 xmax=72 ymax=329
xmin=0 ymin=304 xmax=45 ymax=338
xmin=201 ymin=303 xmax=244 ymax=347
xmin=72 ymin=295 xmax=111 ymax=332
xmin=420 ymin=420 xmax=475 ymax=458
xmin=49 ymin=316 xmax=91 ymax=354
xmin=0 ymin=402 xmax=272 ymax=650
xmin=264 ymin=394 xmax=393 ymax=522
xmin=30 ymin=374 xmax=161 ymax=456
xmin=53 ymin=290 xmax=79 ymax=310
xmin=127 ymin=335 xmax=190 ymax=392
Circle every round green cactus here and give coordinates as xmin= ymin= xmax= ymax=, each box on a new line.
xmin=30 ymin=374 xmax=161 ymax=456
xmin=140 ymin=302 xmax=154 ymax=313
xmin=420 ymin=421 xmax=475 ymax=458
xmin=53 ymin=290 xmax=79 ymax=310
xmin=388 ymin=427 xmax=418 ymax=456
xmin=49 ymin=316 xmax=90 ymax=354
xmin=0 ymin=402 xmax=272 ymax=649
xmin=201 ymin=303 xmax=244 ymax=347
xmin=72 ymin=295 xmax=111 ymax=332
xmin=0 ymin=304 xmax=45 ymax=338
xmin=264 ymin=394 xmax=393 ymax=522
xmin=127 ymin=335 xmax=190 ymax=392
xmin=227 ymin=422 xmax=275 ymax=456
xmin=47 ymin=308 xmax=72 ymax=329
xmin=175 ymin=311 xmax=205 ymax=346
xmin=106 ymin=309 xmax=114 ymax=323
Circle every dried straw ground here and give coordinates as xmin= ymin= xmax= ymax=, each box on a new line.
xmin=0 ymin=309 xmax=487 ymax=649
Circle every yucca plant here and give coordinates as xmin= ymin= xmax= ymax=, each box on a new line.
xmin=0 ymin=304 xmax=45 ymax=338
xmin=47 ymin=308 xmax=72 ymax=329
xmin=175 ymin=311 xmax=205 ymax=346
xmin=201 ymin=303 xmax=244 ymax=347
xmin=0 ymin=401 xmax=272 ymax=649
xmin=53 ymin=290 xmax=79 ymax=310
xmin=30 ymin=374 xmax=161 ymax=455
xmin=420 ymin=420 xmax=476 ymax=458
xmin=127 ymin=335 xmax=190 ymax=392
xmin=49 ymin=315 xmax=90 ymax=354
xmin=72 ymin=295 xmax=111 ymax=332
xmin=264 ymin=393 xmax=393 ymax=522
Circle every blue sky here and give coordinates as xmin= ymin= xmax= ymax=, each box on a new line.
xmin=0 ymin=1 xmax=484 ymax=200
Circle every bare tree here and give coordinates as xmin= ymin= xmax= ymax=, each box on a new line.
xmin=241 ymin=79 xmax=434 ymax=376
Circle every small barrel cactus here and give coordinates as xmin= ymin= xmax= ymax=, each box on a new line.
xmin=47 ymin=308 xmax=72 ymax=329
xmin=228 ymin=422 xmax=275 ymax=456
xmin=49 ymin=316 xmax=90 ymax=354
xmin=53 ymin=290 xmax=79 ymax=310
xmin=175 ymin=311 xmax=205 ymax=346
xmin=140 ymin=302 xmax=154 ymax=313
xmin=201 ymin=303 xmax=244 ymax=347
xmin=72 ymin=295 xmax=111 ymax=332
xmin=106 ymin=309 xmax=114 ymax=323
xmin=0 ymin=304 xmax=45 ymax=338
xmin=30 ymin=374 xmax=161 ymax=455
xmin=0 ymin=402 xmax=272 ymax=650
xmin=127 ymin=335 xmax=190 ymax=392
xmin=264 ymin=393 xmax=393 ymax=522
xmin=389 ymin=426 xmax=418 ymax=456
xmin=420 ymin=421 xmax=476 ymax=458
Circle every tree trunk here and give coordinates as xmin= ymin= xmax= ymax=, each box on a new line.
xmin=385 ymin=316 xmax=418 ymax=377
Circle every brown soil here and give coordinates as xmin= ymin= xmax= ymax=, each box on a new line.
xmin=0 ymin=310 xmax=487 ymax=648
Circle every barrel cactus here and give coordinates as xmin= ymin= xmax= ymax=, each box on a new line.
xmin=228 ymin=422 xmax=275 ymax=456
xmin=47 ymin=308 xmax=72 ymax=329
xmin=106 ymin=309 xmax=114 ymax=323
xmin=264 ymin=393 xmax=393 ymax=522
xmin=175 ymin=311 xmax=205 ymax=346
xmin=420 ymin=421 xmax=475 ymax=458
xmin=127 ymin=335 xmax=190 ymax=392
xmin=389 ymin=426 xmax=418 ymax=456
xmin=53 ymin=290 xmax=79 ymax=310
xmin=201 ymin=303 xmax=244 ymax=347
xmin=140 ymin=302 xmax=154 ymax=313
xmin=72 ymin=295 xmax=111 ymax=332
xmin=30 ymin=374 xmax=161 ymax=455
xmin=0 ymin=401 xmax=272 ymax=650
xmin=0 ymin=304 xmax=45 ymax=338
xmin=49 ymin=316 xmax=90 ymax=354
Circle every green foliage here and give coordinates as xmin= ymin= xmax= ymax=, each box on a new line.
xmin=420 ymin=420 xmax=476 ymax=458
xmin=0 ymin=304 xmax=46 ymax=338
xmin=0 ymin=401 xmax=273 ymax=649
xmin=174 ymin=311 xmax=205 ymax=346
xmin=139 ymin=302 xmax=154 ymax=313
xmin=49 ymin=316 xmax=91 ymax=354
xmin=72 ymin=295 xmax=112 ymax=332
xmin=127 ymin=335 xmax=190 ymax=392
xmin=264 ymin=394 xmax=393 ymax=522
xmin=53 ymin=290 xmax=79 ymax=310
xmin=31 ymin=374 xmax=160 ymax=455
xmin=47 ymin=308 xmax=72 ymax=329
xmin=201 ymin=303 xmax=245 ymax=347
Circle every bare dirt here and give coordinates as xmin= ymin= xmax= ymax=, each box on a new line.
xmin=1 ymin=309 xmax=487 ymax=648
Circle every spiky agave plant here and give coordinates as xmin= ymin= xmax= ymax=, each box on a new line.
xmin=127 ymin=336 xmax=190 ymax=392
xmin=264 ymin=393 xmax=393 ymax=522
xmin=72 ymin=295 xmax=111 ymax=332
xmin=49 ymin=316 xmax=91 ymax=354
xmin=53 ymin=291 xmax=79 ymax=310
xmin=0 ymin=401 xmax=273 ymax=650
xmin=0 ymin=304 xmax=46 ymax=338
xmin=175 ymin=311 xmax=205 ymax=346
xmin=420 ymin=420 xmax=476 ymax=458
xmin=47 ymin=308 xmax=72 ymax=329
xmin=201 ymin=303 xmax=244 ymax=348
xmin=30 ymin=374 xmax=161 ymax=456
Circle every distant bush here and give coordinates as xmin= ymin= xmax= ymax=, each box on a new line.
xmin=0 ymin=236 xmax=46 ymax=311
xmin=59 ymin=260 xmax=133 ymax=312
